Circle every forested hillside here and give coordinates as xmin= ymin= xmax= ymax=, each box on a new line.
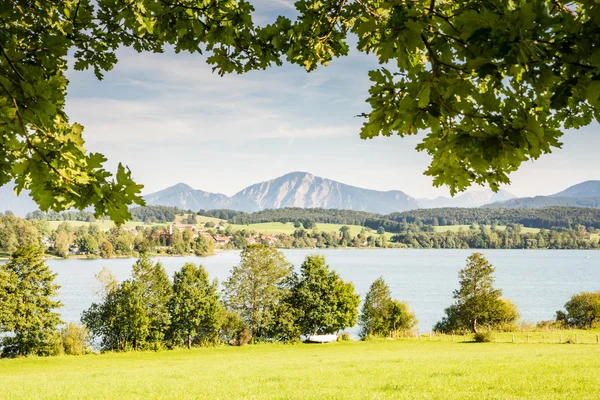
xmin=199 ymin=207 xmax=600 ymax=231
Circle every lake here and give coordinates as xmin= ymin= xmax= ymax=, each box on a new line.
xmin=48 ymin=249 xmax=600 ymax=335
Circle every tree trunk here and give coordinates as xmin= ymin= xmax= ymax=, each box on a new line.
xmin=187 ymin=334 xmax=191 ymax=349
xmin=472 ymin=318 xmax=478 ymax=334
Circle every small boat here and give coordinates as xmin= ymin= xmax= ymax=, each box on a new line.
xmin=306 ymin=334 xmax=337 ymax=343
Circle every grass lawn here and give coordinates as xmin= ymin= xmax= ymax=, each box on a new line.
xmin=1 ymin=339 xmax=599 ymax=399
xmin=433 ymin=225 xmax=541 ymax=234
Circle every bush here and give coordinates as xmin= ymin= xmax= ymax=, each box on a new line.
xmin=221 ymin=311 xmax=251 ymax=346
xmin=337 ymin=332 xmax=352 ymax=342
xmin=559 ymin=291 xmax=600 ymax=328
xmin=473 ymin=331 xmax=493 ymax=343
xmin=61 ymin=323 xmax=90 ymax=355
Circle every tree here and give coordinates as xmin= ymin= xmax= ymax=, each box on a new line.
xmin=557 ymin=291 xmax=600 ymax=328
xmin=193 ymin=234 xmax=215 ymax=256
xmin=0 ymin=215 xmax=41 ymax=254
xmin=288 ymin=255 xmax=359 ymax=336
xmin=183 ymin=214 xmax=198 ymax=225
xmin=0 ymin=246 xmax=62 ymax=357
xmin=99 ymin=240 xmax=113 ymax=259
xmin=222 ymin=245 xmax=292 ymax=340
xmin=77 ymin=234 xmax=99 ymax=254
xmin=54 ymin=231 xmax=70 ymax=258
xmin=5 ymin=1 xmax=599 ymax=220
xmin=169 ymin=263 xmax=223 ymax=348
xmin=61 ymin=323 xmax=90 ymax=356
xmin=434 ymin=253 xmax=519 ymax=333
xmin=82 ymin=257 xmax=172 ymax=351
xmin=359 ymin=277 xmax=416 ymax=338
xmin=131 ymin=257 xmax=173 ymax=348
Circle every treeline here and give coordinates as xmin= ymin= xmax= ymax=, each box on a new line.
xmin=25 ymin=206 xmax=183 ymax=224
xmin=388 ymin=207 xmax=600 ymax=230
xmin=2 ymin=247 xmax=598 ymax=358
xmin=389 ymin=224 xmax=598 ymax=250
xmin=198 ymin=207 xmax=600 ymax=231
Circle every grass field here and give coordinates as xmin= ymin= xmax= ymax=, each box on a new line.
xmin=228 ymin=222 xmax=395 ymax=240
xmin=433 ymin=225 xmax=541 ymax=234
xmin=1 ymin=339 xmax=599 ymax=399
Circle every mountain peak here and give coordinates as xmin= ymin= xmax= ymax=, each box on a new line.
xmin=552 ymin=180 xmax=600 ymax=198
xmin=170 ymin=183 xmax=194 ymax=191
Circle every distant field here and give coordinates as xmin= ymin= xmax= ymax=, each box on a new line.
xmin=176 ymin=214 xmax=224 ymax=225
xmin=433 ymin=225 xmax=541 ymax=234
xmin=1 ymin=339 xmax=599 ymax=399
xmin=228 ymin=222 xmax=395 ymax=239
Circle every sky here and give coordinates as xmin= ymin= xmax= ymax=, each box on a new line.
xmin=64 ymin=1 xmax=599 ymax=199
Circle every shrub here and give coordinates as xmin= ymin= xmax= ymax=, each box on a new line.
xmin=337 ymin=332 xmax=352 ymax=342
xmin=473 ymin=331 xmax=493 ymax=343
xmin=558 ymin=291 xmax=600 ymax=328
xmin=221 ymin=311 xmax=251 ymax=346
xmin=61 ymin=323 xmax=90 ymax=355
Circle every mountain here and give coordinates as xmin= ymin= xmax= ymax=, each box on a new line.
xmin=486 ymin=181 xmax=600 ymax=209
xmin=231 ymin=172 xmax=420 ymax=214
xmin=419 ymin=189 xmax=516 ymax=208
xmin=484 ymin=196 xmax=600 ymax=209
xmin=145 ymin=172 xmax=419 ymax=214
xmin=143 ymin=183 xmax=259 ymax=212
xmin=551 ymin=180 xmax=600 ymax=198
xmin=0 ymin=185 xmax=38 ymax=216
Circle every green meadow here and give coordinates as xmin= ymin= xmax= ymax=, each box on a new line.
xmin=1 ymin=339 xmax=599 ymax=399
xmin=228 ymin=221 xmax=395 ymax=239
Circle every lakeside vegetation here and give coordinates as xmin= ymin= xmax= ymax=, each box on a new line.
xmin=2 ymin=246 xmax=599 ymax=358
xmin=1 ymin=206 xmax=599 ymax=261
xmin=2 ymin=340 xmax=600 ymax=400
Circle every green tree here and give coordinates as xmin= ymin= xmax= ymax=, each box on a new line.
xmin=193 ymin=234 xmax=215 ymax=256
xmin=82 ymin=258 xmax=172 ymax=351
xmin=0 ymin=246 xmax=62 ymax=357
xmin=289 ymin=255 xmax=360 ymax=336
xmin=222 ymin=245 xmax=292 ymax=340
xmin=359 ymin=277 xmax=392 ymax=337
xmin=99 ymin=240 xmax=113 ymax=259
xmin=61 ymin=323 xmax=90 ymax=356
xmin=77 ymin=234 xmax=98 ymax=254
xmin=183 ymin=214 xmax=198 ymax=225
xmin=557 ymin=291 xmax=600 ymax=328
xmin=0 ymin=215 xmax=41 ymax=253
xmin=434 ymin=253 xmax=519 ymax=333
xmin=131 ymin=257 xmax=172 ymax=348
xmin=169 ymin=263 xmax=223 ymax=348
xmin=54 ymin=231 xmax=70 ymax=258
xmin=4 ymin=1 xmax=600 ymax=219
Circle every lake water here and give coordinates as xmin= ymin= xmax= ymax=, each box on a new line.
xmin=47 ymin=249 xmax=600 ymax=335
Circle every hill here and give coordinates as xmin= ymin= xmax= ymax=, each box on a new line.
xmin=488 ymin=181 xmax=600 ymax=209
xmin=551 ymin=180 xmax=600 ymax=198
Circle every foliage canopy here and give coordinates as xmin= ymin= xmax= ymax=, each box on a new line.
xmin=3 ymin=1 xmax=599 ymax=221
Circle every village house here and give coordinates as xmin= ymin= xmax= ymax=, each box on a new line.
xmin=259 ymin=234 xmax=278 ymax=246
xmin=214 ymin=235 xmax=231 ymax=246
xmin=168 ymin=223 xmax=199 ymax=235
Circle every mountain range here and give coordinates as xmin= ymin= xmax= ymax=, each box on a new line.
xmin=2 ymin=172 xmax=599 ymax=216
